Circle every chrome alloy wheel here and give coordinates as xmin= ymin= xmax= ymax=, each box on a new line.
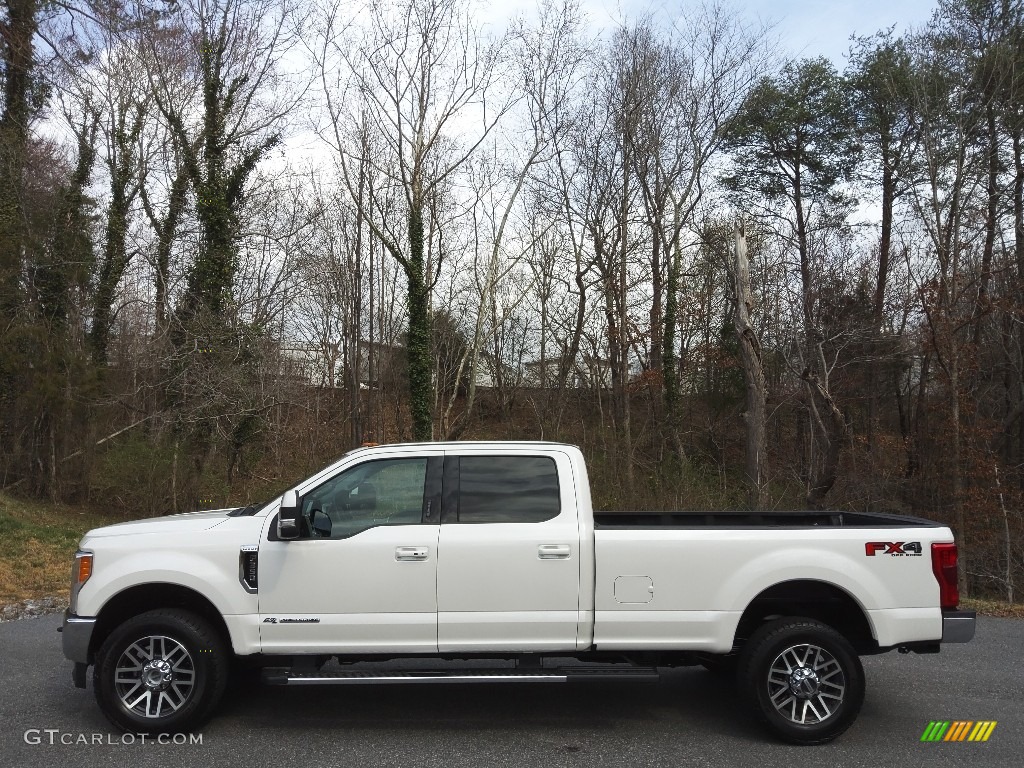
xmin=114 ymin=635 xmax=196 ymax=719
xmin=766 ymin=643 xmax=846 ymax=725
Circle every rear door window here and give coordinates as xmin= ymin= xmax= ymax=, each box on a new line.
xmin=457 ymin=456 xmax=560 ymax=523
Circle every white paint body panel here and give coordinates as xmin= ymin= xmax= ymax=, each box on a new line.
xmin=258 ymin=523 xmax=440 ymax=653
xmin=436 ymin=448 xmax=582 ymax=652
xmin=594 ymin=528 xmax=948 ymax=651
xmin=72 ymin=441 xmax=952 ymax=658
xmin=75 ymin=514 xmax=265 ymax=655
xmin=257 ymin=446 xmax=443 ymax=653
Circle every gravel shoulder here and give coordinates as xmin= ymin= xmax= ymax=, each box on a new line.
xmin=1 ymin=596 xmax=69 ymax=623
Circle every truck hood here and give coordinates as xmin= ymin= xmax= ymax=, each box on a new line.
xmin=82 ymin=509 xmax=234 ymax=539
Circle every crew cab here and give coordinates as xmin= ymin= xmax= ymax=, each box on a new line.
xmin=61 ymin=442 xmax=975 ymax=743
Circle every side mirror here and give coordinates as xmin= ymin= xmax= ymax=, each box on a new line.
xmin=278 ymin=489 xmax=301 ymax=540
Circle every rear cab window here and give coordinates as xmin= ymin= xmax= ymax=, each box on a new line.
xmin=455 ymin=455 xmax=560 ymax=523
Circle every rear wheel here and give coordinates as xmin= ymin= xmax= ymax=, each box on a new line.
xmin=93 ymin=609 xmax=229 ymax=733
xmin=736 ymin=617 xmax=864 ymax=744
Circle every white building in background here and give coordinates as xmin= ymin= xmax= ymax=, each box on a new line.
xmin=278 ymin=342 xmax=619 ymax=392
xmin=524 ymin=354 xmax=612 ymax=389
xmin=277 ymin=340 xmax=404 ymax=389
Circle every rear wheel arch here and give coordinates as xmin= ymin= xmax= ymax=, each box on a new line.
xmin=733 ymin=580 xmax=876 ymax=654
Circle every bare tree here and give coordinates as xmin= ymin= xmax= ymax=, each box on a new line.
xmin=445 ymin=0 xmax=586 ymax=437
xmin=315 ymin=0 xmax=511 ymax=440
xmin=904 ymin=18 xmax=990 ymax=583
xmin=724 ymin=57 xmax=860 ymax=508
xmin=136 ymin=0 xmax=305 ymax=506
xmin=140 ymin=0 xmax=302 ymax=327
xmin=625 ymin=5 xmax=770 ymax=456
xmin=56 ymin=9 xmax=154 ymax=364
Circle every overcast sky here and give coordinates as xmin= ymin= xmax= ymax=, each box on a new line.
xmin=488 ymin=0 xmax=940 ymax=65
xmin=730 ymin=0 xmax=937 ymax=62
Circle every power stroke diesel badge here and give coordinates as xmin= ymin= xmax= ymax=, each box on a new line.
xmin=262 ymin=617 xmax=321 ymax=623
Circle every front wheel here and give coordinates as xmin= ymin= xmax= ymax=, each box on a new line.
xmin=93 ymin=609 xmax=229 ymax=733
xmin=736 ymin=617 xmax=864 ymax=745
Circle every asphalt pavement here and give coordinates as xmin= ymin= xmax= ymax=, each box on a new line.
xmin=0 ymin=614 xmax=1020 ymax=768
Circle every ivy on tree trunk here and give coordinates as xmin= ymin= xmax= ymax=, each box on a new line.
xmin=406 ymin=207 xmax=433 ymax=441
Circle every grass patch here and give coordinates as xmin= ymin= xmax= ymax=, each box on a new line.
xmin=960 ymin=597 xmax=1024 ymax=619
xmin=0 ymin=493 xmax=125 ymax=604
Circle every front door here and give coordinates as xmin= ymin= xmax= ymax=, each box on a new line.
xmin=258 ymin=452 xmax=442 ymax=653
xmin=436 ymin=451 xmax=581 ymax=652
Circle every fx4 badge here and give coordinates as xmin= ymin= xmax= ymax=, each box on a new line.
xmin=865 ymin=541 xmax=922 ymax=557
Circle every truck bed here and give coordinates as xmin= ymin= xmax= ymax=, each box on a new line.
xmin=593 ymin=509 xmax=943 ymax=528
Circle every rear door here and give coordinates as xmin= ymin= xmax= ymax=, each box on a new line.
xmin=436 ymin=450 xmax=581 ymax=652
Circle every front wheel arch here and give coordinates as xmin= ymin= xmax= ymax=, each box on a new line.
xmin=90 ymin=583 xmax=234 ymax=662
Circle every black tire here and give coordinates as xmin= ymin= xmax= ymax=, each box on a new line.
xmin=736 ymin=617 xmax=864 ymax=745
xmin=93 ymin=609 xmax=229 ymax=734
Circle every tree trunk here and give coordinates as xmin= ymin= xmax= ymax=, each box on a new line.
xmin=0 ymin=0 xmax=37 ymax=318
xmin=1012 ymin=129 xmax=1024 ymax=489
xmin=350 ymin=148 xmax=367 ymax=447
xmin=650 ymin=225 xmax=662 ymax=373
xmin=91 ymin=175 xmax=132 ymax=361
xmin=662 ymin=227 xmax=684 ymax=459
xmin=732 ymin=220 xmax=766 ymax=509
xmin=144 ymin=165 xmax=190 ymax=336
xmin=803 ymin=364 xmax=848 ymax=509
xmin=619 ymin=161 xmax=633 ymax=491
xmin=868 ymin=155 xmax=896 ymax=453
xmin=971 ymin=107 xmax=999 ymax=348
xmin=406 ymin=204 xmax=433 ymax=441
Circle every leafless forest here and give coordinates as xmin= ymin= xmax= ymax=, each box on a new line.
xmin=1 ymin=0 xmax=1022 ymax=599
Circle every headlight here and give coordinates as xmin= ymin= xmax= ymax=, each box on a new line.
xmin=69 ymin=550 xmax=93 ymax=614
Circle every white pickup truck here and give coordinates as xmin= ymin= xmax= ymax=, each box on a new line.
xmin=61 ymin=441 xmax=974 ymax=744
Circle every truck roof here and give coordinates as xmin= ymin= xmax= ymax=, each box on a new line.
xmin=347 ymin=440 xmax=579 ymax=455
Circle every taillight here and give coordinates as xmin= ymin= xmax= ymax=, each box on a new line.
xmin=931 ymin=542 xmax=959 ymax=610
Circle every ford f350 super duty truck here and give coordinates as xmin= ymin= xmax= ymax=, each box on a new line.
xmin=60 ymin=442 xmax=975 ymax=743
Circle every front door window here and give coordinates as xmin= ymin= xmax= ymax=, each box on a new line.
xmin=301 ymin=458 xmax=428 ymax=539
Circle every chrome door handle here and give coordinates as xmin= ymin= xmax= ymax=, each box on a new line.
xmin=395 ymin=547 xmax=429 ymax=561
xmin=538 ymin=544 xmax=571 ymax=559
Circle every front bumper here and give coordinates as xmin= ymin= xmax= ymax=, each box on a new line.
xmin=61 ymin=610 xmax=97 ymax=664
xmin=941 ymin=609 xmax=976 ymax=643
